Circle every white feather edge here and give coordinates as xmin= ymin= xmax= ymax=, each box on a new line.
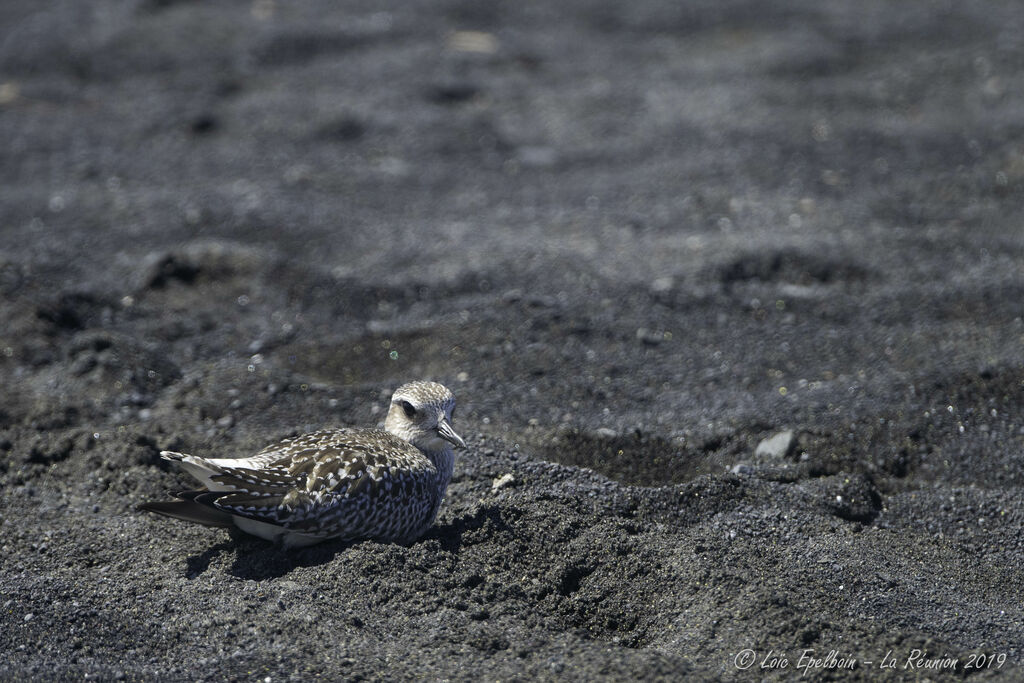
xmin=159 ymin=450 xmax=323 ymax=547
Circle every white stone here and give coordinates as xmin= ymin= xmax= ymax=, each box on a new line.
xmin=491 ymin=473 xmax=515 ymax=492
xmin=755 ymin=430 xmax=796 ymax=458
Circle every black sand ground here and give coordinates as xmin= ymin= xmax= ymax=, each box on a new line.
xmin=2 ymin=1 xmax=1023 ymax=680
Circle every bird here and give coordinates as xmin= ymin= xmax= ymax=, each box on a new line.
xmin=139 ymin=381 xmax=466 ymax=548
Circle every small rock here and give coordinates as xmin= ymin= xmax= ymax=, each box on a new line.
xmin=755 ymin=430 xmax=796 ymax=458
xmin=650 ymin=276 xmax=675 ymax=294
xmin=594 ymin=427 xmax=617 ymax=439
xmin=216 ymin=415 xmax=235 ymax=429
xmin=635 ymin=327 xmax=663 ymax=345
xmin=491 ymin=473 xmax=515 ymax=492
xmin=501 ymin=289 xmax=523 ymax=304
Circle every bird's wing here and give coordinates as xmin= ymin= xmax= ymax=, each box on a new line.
xmin=199 ymin=429 xmax=433 ymax=533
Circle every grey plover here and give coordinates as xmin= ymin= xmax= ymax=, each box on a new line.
xmin=139 ymin=381 xmax=466 ymax=548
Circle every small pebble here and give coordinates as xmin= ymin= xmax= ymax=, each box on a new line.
xmin=635 ymin=327 xmax=663 ymax=345
xmin=755 ymin=430 xmax=796 ymax=458
xmin=491 ymin=473 xmax=515 ymax=492
xmin=650 ymin=276 xmax=675 ymax=293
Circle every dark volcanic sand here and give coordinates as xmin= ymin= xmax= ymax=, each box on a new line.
xmin=2 ymin=1 xmax=1023 ymax=680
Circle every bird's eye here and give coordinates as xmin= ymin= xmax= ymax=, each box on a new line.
xmin=400 ymin=400 xmax=417 ymax=418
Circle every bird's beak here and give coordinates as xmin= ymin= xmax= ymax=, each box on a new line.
xmin=436 ymin=416 xmax=466 ymax=449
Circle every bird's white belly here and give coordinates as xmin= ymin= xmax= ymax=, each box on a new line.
xmin=232 ymin=516 xmax=323 ymax=548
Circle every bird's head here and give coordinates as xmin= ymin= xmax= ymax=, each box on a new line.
xmin=384 ymin=381 xmax=465 ymax=452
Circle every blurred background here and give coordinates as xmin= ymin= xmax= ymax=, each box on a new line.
xmin=3 ymin=0 xmax=1020 ymax=281
xmin=3 ymin=0 xmax=1022 ymax=430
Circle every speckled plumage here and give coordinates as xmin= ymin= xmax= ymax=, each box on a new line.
xmin=140 ymin=381 xmax=465 ymax=548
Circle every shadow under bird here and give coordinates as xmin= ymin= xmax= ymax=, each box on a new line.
xmin=139 ymin=381 xmax=466 ymax=548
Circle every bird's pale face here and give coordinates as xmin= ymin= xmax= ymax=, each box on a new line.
xmin=385 ymin=381 xmax=466 ymax=452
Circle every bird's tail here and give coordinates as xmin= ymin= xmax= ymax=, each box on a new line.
xmin=159 ymin=450 xmax=187 ymax=461
xmin=137 ymin=490 xmax=234 ymax=528
xmin=159 ymin=450 xmax=226 ymax=489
